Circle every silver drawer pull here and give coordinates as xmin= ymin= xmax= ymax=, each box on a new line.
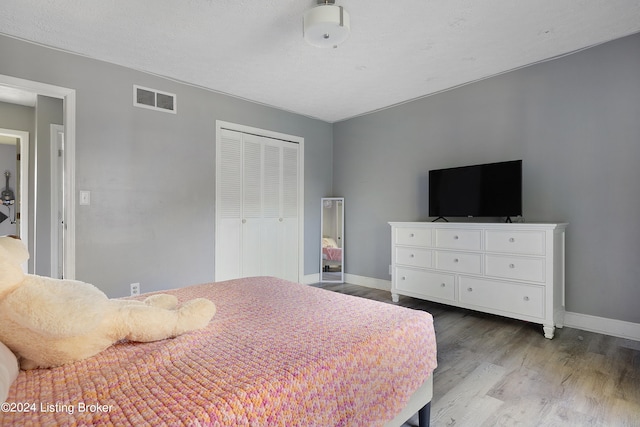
xmin=401 ymin=276 xmax=406 ymax=280
xmin=441 ymin=283 xmax=446 ymax=287
xmin=523 ymin=296 xmax=530 ymax=302
xmin=454 ymin=258 xmax=459 ymax=263
xmin=453 ymin=235 xmax=459 ymax=240
xmin=409 ymin=233 xmax=415 ymax=237
xmin=509 ymin=237 xmax=515 ymax=242
xmin=467 ymin=287 xmax=473 ymax=292
xmin=410 ymin=254 xmax=415 ymax=258
xmin=509 ymin=263 xmax=515 ymax=269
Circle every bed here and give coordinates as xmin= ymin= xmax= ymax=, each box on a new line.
xmin=1 ymin=276 xmax=437 ymax=426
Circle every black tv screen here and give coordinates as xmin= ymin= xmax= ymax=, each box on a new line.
xmin=429 ymin=160 xmax=522 ymax=218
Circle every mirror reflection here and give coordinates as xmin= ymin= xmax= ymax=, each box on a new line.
xmin=321 ymin=198 xmax=344 ymax=283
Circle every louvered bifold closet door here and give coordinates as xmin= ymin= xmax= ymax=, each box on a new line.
xmin=251 ymin=137 xmax=299 ymax=282
xmin=215 ymin=129 xmax=243 ymax=281
xmin=241 ymin=134 xmax=264 ymax=278
xmin=261 ymin=141 xmax=284 ymax=279
xmin=281 ymin=144 xmax=299 ymax=282
xmin=216 ymin=128 xmax=300 ymax=282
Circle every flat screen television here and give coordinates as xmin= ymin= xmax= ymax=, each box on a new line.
xmin=429 ymin=160 xmax=522 ymax=220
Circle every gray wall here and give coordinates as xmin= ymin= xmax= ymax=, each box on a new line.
xmin=333 ymin=33 xmax=640 ymax=324
xmin=0 ymin=34 xmax=333 ymax=297
xmin=2 ymin=30 xmax=638 ymax=324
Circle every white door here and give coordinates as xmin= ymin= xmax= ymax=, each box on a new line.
xmin=50 ymin=124 xmax=65 ymax=279
xmin=261 ymin=140 xmax=284 ymax=278
xmin=280 ymin=144 xmax=299 ymax=282
xmin=215 ymin=124 xmax=302 ymax=283
xmin=261 ymin=138 xmax=299 ymax=282
xmin=216 ymin=129 xmax=243 ymax=281
xmin=241 ymin=135 xmax=263 ymax=278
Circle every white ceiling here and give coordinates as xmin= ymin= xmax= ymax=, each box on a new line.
xmin=1 ymin=0 xmax=639 ymax=123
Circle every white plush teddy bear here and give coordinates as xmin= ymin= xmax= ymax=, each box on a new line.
xmin=0 ymin=235 xmax=216 ymax=369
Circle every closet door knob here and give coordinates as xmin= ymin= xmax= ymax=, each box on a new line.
xmin=523 ymin=296 xmax=530 ymax=302
xmin=409 ymin=254 xmax=415 ymax=258
xmin=453 ymin=258 xmax=459 ymax=263
xmin=509 ymin=263 xmax=515 ymax=269
xmin=453 ymin=235 xmax=459 ymax=240
xmin=467 ymin=287 xmax=473 ymax=292
xmin=242 ymin=219 xmax=247 ymax=224
xmin=509 ymin=237 xmax=515 ymax=243
xmin=441 ymin=283 xmax=446 ymax=287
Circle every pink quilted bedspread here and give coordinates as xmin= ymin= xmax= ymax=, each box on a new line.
xmin=2 ymin=277 xmax=437 ymax=426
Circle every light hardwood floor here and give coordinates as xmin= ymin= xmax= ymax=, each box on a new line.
xmin=313 ymin=283 xmax=640 ymax=427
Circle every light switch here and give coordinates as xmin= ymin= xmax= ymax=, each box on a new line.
xmin=79 ymin=190 xmax=91 ymax=206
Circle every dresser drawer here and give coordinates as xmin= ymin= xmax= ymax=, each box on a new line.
xmin=395 ymin=267 xmax=455 ymax=301
xmin=485 ymin=230 xmax=545 ymax=255
xmin=395 ymin=247 xmax=433 ymax=268
xmin=435 ymin=229 xmax=482 ymax=250
xmin=395 ymin=227 xmax=432 ymax=246
xmin=459 ymin=276 xmax=545 ymax=319
xmin=485 ymin=255 xmax=545 ymax=283
xmin=435 ymin=251 xmax=482 ymax=274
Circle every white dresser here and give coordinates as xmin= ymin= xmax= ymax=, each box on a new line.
xmin=389 ymin=222 xmax=567 ymax=339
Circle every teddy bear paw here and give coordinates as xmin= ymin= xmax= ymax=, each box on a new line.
xmin=20 ymin=358 xmax=40 ymax=370
xmin=144 ymin=294 xmax=179 ymax=310
xmin=178 ymin=298 xmax=216 ymax=330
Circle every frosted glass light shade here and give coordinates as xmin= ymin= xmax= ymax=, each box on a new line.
xmin=303 ymin=5 xmax=350 ymax=48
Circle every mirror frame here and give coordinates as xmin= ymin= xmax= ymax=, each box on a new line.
xmin=320 ymin=197 xmax=344 ymax=283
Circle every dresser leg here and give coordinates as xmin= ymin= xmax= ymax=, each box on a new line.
xmin=543 ymin=325 xmax=555 ymax=339
xmin=391 ymin=293 xmax=399 ymax=303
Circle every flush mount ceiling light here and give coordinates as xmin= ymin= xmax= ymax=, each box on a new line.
xmin=303 ymin=0 xmax=350 ymax=49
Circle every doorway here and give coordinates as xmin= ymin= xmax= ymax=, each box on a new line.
xmin=0 ymin=74 xmax=76 ymax=278
xmin=0 ymin=128 xmax=29 ymax=272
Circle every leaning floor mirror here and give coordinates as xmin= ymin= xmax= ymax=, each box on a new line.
xmin=320 ymin=198 xmax=344 ymax=283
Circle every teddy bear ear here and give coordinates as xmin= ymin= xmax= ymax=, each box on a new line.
xmin=0 ymin=235 xmax=30 ymax=264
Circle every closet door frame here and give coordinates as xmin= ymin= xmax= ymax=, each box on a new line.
xmin=215 ymin=120 xmax=304 ymax=283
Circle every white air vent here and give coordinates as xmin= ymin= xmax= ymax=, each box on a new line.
xmin=133 ymin=85 xmax=176 ymax=113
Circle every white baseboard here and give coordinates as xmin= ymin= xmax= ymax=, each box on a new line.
xmin=339 ymin=274 xmax=640 ymax=342
xmin=563 ymin=311 xmax=640 ymax=341
xmin=305 ymin=273 xmax=392 ymax=291
xmin=302 ymin=273 xmax=320 ymax=285
xmin=343 ymin=274 xmax=391 ymax=291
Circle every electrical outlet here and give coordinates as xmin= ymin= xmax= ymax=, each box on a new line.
xmin=130 ymin=283 xmax=140 ymax=296
xmin=79 ymin=190 xmax=91 ymax=206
